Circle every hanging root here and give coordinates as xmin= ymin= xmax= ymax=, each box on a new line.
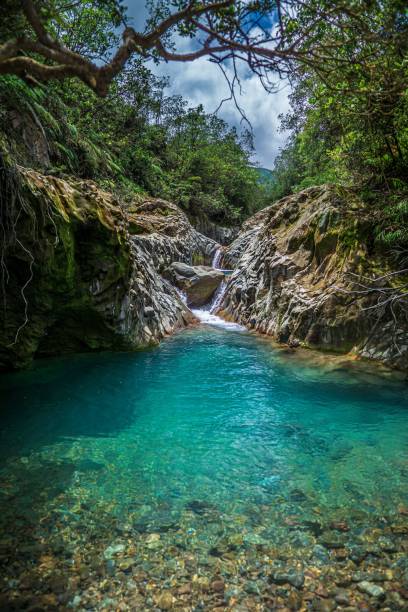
xmin=0 ymin=152 xmax=37 ymax=345
xmin=7 ymin=238 xmax=34 ymax=346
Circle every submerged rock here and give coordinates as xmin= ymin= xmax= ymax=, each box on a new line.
xmin=357 ymin=581 xmax=385 ymax=598
xmin=271 ymin=568 xmax=305 ymax=589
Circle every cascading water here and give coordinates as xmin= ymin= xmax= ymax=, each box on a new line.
xmin=175 ymin=287 xmax=187 ymax=304
xmin=211 ymin=246 xmax=223 ymax=269
xmin=209 ymin=279 xmax=227 ymax=314
xmin=193 ymin=246 xmax=244 ymax=330
xmin=174 ymin=247 xmax=243 ymax=330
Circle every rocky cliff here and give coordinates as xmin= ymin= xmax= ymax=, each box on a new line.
xmin=0 ymin=163 xmax=218 ymax=371
xmin=219 ymin=185 xmax=408 ymax=371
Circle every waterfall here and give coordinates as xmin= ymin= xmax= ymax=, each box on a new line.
xmin=175 ymin=287 xmax=187 ymax=304
xmin=209 ymin=280 xmax=227 ymax=314
xmin=173 ymin=249 xmax=244 ymax=331
xmin=212 ymin=247 xmax=223 ymax=270
xmin=192 ymin=276 xmax=244 ymax=331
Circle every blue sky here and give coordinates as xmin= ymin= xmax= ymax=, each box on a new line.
xmin=123 ymin=1 xmax=289 ymax=168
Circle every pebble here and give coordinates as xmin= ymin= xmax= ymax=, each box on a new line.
xmin=311 ymin=544 xmax=330 ymax=564
xmin=211 ymin=579 xmax=225 ymax=592
xmin=177 ymin=583 xmax=191 ymax=595
xmin=157 ymin=591 xmax=174 ymax=610
xmin=357 ymin=581 xmax=385 ymax=598
xmin=272 ymin=569 xmax=305 ymax=589
xmin=244 ymin=580 xmax=261 ymax=595
xmin=334 ymin=589 xmax=350 ymax=605
xmin=103 ymin=543 xmax=125 ymax=559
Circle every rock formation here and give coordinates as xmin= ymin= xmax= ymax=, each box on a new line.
xmin=0 ymin=166 xmax=219 ymax=370
xmin=219 ymin=185 xmax=408 ymax=371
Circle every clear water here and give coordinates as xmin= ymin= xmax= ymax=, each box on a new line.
xmin=1 ymin=324 xmax=407 ymax=542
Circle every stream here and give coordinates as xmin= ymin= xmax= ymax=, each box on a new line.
xmin=0 ymin=254 xmax=407 ymax=609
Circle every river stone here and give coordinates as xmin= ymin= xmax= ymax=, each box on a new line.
xmin=103 ymin=543 xmax=125 ymax=559
xmin=271 ymin=569 xmax=305 ymax=588
xmin=357 ymin=581 xmax=385 ymax=598
xmin=157 ymin=591 xmax=174 ymax=610
xmin=164 ymin=262 xmax=224 ymax=307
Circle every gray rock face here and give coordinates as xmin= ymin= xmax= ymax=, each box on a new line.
xmin=189 ymin=214 xmax=239 ymax=245
xmin=220 ymin=185 xmax=408 ymax=371
xmin=0 ymin=169 xmax=203 ymax=370
xmin=128 ymin=199 xmax=219 ymax=270
xmin=164 ymin=262 xmax=224 ymax=308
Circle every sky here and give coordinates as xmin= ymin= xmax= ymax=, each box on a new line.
xmin=123 ymin=1 xmax=290 ymax=169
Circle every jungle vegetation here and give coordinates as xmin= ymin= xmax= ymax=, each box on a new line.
xmin=0 ymin=0 xmax=407 ymax=238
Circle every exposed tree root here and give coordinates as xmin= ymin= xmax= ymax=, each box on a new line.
xmin=0 ymin=153 xmax=37 ymax=345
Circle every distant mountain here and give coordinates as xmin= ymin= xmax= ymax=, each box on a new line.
xmin=254 ymin=167 xmax=274 ymax=184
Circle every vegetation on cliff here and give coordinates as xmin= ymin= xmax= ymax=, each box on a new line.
xmin=269 ymin=1 xmax=408 ymax=261
xmin=0 ymin=0 xmax=407 ymax=369
xmin=0 ymin=68 xmax=263 ymax=226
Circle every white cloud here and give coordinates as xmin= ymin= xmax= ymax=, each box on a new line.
xmin=124 ymin=0 xmax=290 ymax=168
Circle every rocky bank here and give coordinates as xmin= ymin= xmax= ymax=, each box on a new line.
xmin=219 ymin=185 xmax=408 ymax=372
xmin=0 ymin=163 xmax=219 ymax=371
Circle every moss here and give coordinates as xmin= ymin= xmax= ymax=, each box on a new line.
xmin=192 ymin=253 xmax=205 ymax=266
xmin=0 ymin=166 xmax=135 ymax=371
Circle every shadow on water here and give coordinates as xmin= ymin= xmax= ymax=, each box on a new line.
xmin=0 ymin=351 xmax=153 ymax=461
xmin=0 ymin=459 xmax=90 ymax=520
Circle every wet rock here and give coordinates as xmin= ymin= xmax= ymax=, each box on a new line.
xmin=0 ymin=170 xmax=201 ymax=371
xmin=387 ymin=591 xmax=406 ymax=609
xmin=220 ymin=184 xmax=408 ymax=371
xmin=311 ymin=544 xmax=330 ymax=564
xmin=378 ymin=536 xmax=398 ymax=553
xmin=334 ymin=589 xmax=350 ymax=605
xmin=311 ymin=599 xmax=335 ymax=612
xmin=211 ymin=579 xmax=225 ymax=593
xmin=319 ymin=531 xmax=347 ymax=549
xmin=103 ymin=543 xmax=125 ymax=559
xmin=357 ymin=581 xmax=385 ymax=598
xmin=157 ymin=591 xmax=174 ymax=610
xmin=271 ymin=569 xmax=305 ymax=589
xmin=145 ymin=533 xmax=161 ymax=550
xmin=164 ymin=262 xmax=224 ymax=307
xmin=349 ymin=545 xmax=368 ymax=564
xmin=177 ymin=583 xmax=192 ymax=595
xmin=244 ymin=580 xmax=261 ymax=595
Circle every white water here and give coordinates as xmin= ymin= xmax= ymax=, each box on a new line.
xmin=191 ymin=307 xmax=245 ymax=331
xmin=193 ymin=247 xmax=245 ymax=331
xmin=174 ymin=249 xmax=245 ymax=331
xmin=211 ymin=247 xmax=223 ymax=269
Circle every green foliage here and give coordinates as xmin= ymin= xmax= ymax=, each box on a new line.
xmin=0 ymin=44 xmax=264 ymax=225
xmin=268 ymin=0 xmax=408 ymax=259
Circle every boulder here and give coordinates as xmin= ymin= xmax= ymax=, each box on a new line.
xmin=220 ymin=185 xmax=408 ymax=371
xmin=0 ymin=167 xmax=199 ymax=371
xmin=164 ymin=262 xmax=224 ymax=308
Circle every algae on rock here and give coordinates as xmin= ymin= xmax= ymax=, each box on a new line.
xmin=0 ymin=166 xmax=212 ymax=370
xmin=220 ymin=185 xmax=408 ymax=371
